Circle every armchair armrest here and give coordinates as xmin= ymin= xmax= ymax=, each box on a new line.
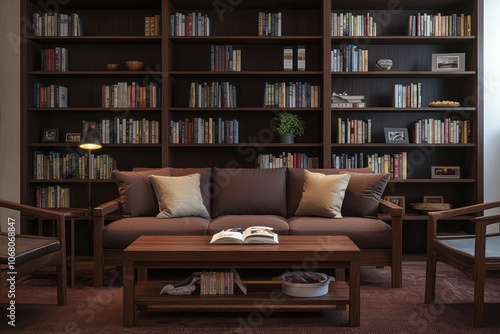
xmin=0 ymin=198 xmax=66 ymax=242
xmin=427 ymin=200 xmax=500 ymax=240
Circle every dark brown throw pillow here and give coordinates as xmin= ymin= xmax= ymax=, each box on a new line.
xmin=112 ymin=168 xmax=170 ymax=216
xmin=341 ymin=172 xmax=390 ymax=217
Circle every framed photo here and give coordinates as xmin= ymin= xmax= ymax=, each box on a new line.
xmin=41 ymin=128 xmax=59 ymax=143
xmin=431 ymin=53 xmax=465 ymax=71
xmin=384 ymin=128 xmax=409 ymax=144
xmin=65 ymin=132 xmax=81 ymax=143
xmin=431 ymin=166 xmax=461 ymax=179
xmin=385 ymin=196 xmax=405 ymax=214
xmin=423 ymin=196 xmax=444 ymax=204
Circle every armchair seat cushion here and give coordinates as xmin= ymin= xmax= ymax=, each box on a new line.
xmin=0 ymin=233 xmax=60 ymax=266
xmin=287 ymin=216 xmax=392 ymax=249
xmin=102 ymin=217 xmax=210 ymax=249
xmin=436 ymin=235 xmax=500 ymax=263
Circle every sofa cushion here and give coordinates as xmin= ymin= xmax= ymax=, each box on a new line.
xmin=212 ymin=168 xmax=287 ymax=217
xmin=149 ymin=174 xmax=210 ymax=219
xmin=102 ymin=217 xmax=210 ymax=249
xmin=341 ymin=172 xmax=390 ymax=217
xmin=112 ymin=168 xmax=170 ymax=217
xmin=295 ymin=170 xmax=351 ymax=218
xmin=169 ymin=167 xmax=212 ymax=216
xmin=288 ymin=216 xmax=392 ymax=249
xmin=286 ymin=168 xmax=386 ymax=218
xmin=207 ymin=215 xmax=290 ymax=235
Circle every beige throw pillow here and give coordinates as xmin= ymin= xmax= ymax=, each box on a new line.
xmin=295 ymin=170 xmax=351 ymax=218
xmin=148 ymin=174 xmax=210 ymax=219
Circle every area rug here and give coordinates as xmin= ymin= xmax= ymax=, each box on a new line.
xmin=1 ymin=262 xmax=499 ymax=333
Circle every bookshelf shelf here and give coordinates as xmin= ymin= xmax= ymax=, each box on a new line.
xmin=21 ymin=0 xmax=483 ymax=253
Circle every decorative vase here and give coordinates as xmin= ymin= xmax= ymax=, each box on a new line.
xmin=280 ymin=133 xmax=294 ymax=144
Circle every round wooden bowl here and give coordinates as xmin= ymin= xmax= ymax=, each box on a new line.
xmin=125 ymin=61 xmax=144 ymax=71
xmin=106 ymin=63 xmax=119 ymax=71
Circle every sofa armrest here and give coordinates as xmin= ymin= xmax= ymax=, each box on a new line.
xmin=93 ymin=197 xmax=121 ymax=287
xmin=378 ymin=198 xmax=403 ymax=288
xmin=379 ymin=198 xmax=404 ymax=217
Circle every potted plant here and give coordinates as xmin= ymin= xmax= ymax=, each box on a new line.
xmin=272 ymin=112 xmax=306 ymax=144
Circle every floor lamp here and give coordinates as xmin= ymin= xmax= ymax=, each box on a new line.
xmin=79 ymin=127 xmax=102 ymax=246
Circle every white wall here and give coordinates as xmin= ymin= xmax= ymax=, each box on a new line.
xmin=0 ymin=0 xmax=21 ymax=232
xmin=484 ymin=0 xmax=500 ymax=232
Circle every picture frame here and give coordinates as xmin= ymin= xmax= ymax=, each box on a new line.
xmin=431 ymin=166 xmax=461 ymax=179
xmin=385 ymin=196 xmax=405 ymax=214
xmin=384 ymin=127 xmax=409 ymax=144
xmin=423 ymin=196 xmax=444 ymax=204
xmin=431 ymin=53 xmax=465 ymax=72
xmin=65 ymin=132 xmax=81 ymax=143
xmin=41 ymin=128 xmax=59 ymax=143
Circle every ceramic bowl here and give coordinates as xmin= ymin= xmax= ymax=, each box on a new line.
xmin=105 ymin=63 xmax=119 ymax=71
xmin=125 ymin=61 xmax=144 ymax=71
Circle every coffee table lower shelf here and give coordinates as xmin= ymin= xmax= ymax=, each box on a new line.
xmin=134 ymin=280 xmax=350 ymax=310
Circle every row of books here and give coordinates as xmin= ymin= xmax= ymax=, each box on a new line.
xmin=283 ymin=46 xmax=306 ymax=71
xmin=189 ymin=82 xmax=237 ymax=108
xmin=169 ymin=12 xmax=210 ymax=36
xmin=332 ymin=152 xmax=408 ymax=179
xmin=33 ymin=83 xmax=67 ymax=108
xmin=33 ymin=151 xmax=117 ymax=180
xmin=32 ymin=12 xmax=83 ymax=36
xmin=331 ymin=45 xmax=369 ymax=72
xmin=169 ymin=118 xmax=239 ymax=144
xmin=258 ymin=11 xmax=282 ymax=36
xmin=210 ymin=45 xmax=241 ymax=72
xmin=412 ymin=118 xmax=470 ymax=144
xmin=336 ymin=118 xmax=372 ymax=144
xmin=263 ymin=82 xmax=320 ymax=108
xmin=256 ymin=153 xmax=319 ymax=169
xmin=331 ymin=12 xmax=377 ymax=36
xmin=199 ymin=269 xmax=246 ymax=295
xmin=35 ymin=185 xmax=70 ymax=208
xmin=40 ymin=47 xmax=68 ymax=72
xmin=88 ymin=118 xmax=160 ymax=144
xmin=101 ymin=82 xmax=161 ymax=108
xmin=407 ymin=13 xmax=472 ymax=37
xmin=144 ymin=15 xmax=161 ymax=36
xmin=393 ymin=83 xmax=422 ymax=108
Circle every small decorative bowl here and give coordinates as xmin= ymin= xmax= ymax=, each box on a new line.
xmin=125 ymin=61 xmax=144 ymax=71
xmin=105 ymin=63 xmax=119 ymax=71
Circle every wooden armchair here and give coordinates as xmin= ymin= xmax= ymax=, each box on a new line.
xmin=0 ymin=199 xmax=67 ymax=305
xmin=424 ymin=200 xmax=500 ymax=327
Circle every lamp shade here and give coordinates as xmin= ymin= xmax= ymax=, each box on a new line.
xmin=79 ymin=128 xmax=102 ymax=150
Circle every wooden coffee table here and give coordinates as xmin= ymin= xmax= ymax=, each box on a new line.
xmin=123 ymin=235 xmax=360 ymax=327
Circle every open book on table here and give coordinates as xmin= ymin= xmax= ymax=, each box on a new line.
xmin=210 ymin=226 xmax=279 ymax=244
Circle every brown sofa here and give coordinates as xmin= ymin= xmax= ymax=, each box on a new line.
xmin=93 ymin=167 xmax=402 ymax=288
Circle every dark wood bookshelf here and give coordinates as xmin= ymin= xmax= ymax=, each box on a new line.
xmin=21 ymin=0 xmax=483 ymax=253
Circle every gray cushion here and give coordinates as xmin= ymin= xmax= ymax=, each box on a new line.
xmin=169 ymin=167 xmax=212 ymax=216
xmin=438 ymin=235 xmax=500 ymax=261
xmin=0 ymin=233 xmax=60 ymax=265
xmin=212 ymin=168 xmax=287 ymax=217
xmin=287 ymin=216 xmax=392 ymax=249
xmin=102 ymin=217 xmax=210 ymax=249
